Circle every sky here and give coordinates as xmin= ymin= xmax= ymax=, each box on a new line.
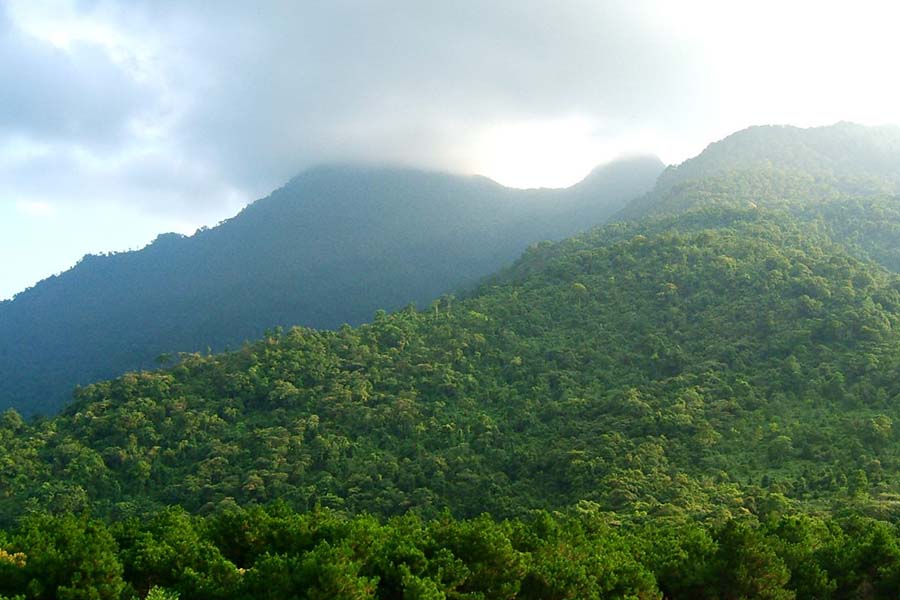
xmin=3 ymin=0 xmax=900 ymax=300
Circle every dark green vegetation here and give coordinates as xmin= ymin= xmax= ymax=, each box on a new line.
xmin=0 ymin=157 xmax=662 ymax=416
xmin=4 ymin=123 xmax=900 ymax=597
xmin=5 ymin=505 xmax=900 ymax=600
xmin=6 ymin=206 xmax=900 ymax=524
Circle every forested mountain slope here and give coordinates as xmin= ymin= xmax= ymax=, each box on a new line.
xmin=618 ymin=123 xmax=900 ymax=274
xmin=9 ymin=124 xmax=900 ymax=598
xmin=5 ymin=207 xmax=900 ymax=527
xmin=0 ymin=157 xmax=662 ymax=416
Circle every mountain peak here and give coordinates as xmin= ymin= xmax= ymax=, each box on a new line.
xmin=575 ymin=154 xmax=665 ymax=189
xmin=653 ymin=121 xmax=900 ymax=193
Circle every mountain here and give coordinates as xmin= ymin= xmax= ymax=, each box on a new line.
xmin=656 ymin=122 xmax=900 ymax=193
xmin=617 ymin=123 xmax=900 ymax=274
xmin=4 ymin=204 xmax=900 ymax=524
xmin=620 ymin=123 xmax=900 ymax=218
xmin=0 ymin=156 xmax=663 ymax=416
xmin=8 ymin=125 xmax=900 ymax=597
xmin=6 ymin=123 xmax=900 ymax=521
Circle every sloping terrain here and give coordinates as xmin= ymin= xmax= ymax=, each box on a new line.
xmin=0 ymin=157 xmax=662 ymax=416
xmin=619 ymin=123 xmax=900 ymax=273
xmin=4 ymin=208 xmax=900 ymax=526
xmin=7 ymin=124 xmax=900 ymax=598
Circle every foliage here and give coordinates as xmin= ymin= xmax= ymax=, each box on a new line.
xmin=1 ymin=507 xmax=900 ymax=599
xmin=6 ymin=204 xmax=900 ymax=524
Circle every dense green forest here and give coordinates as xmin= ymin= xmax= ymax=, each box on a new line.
xmin=6 ymin=208 xmax=900 ymax=597
xmin=0 ymin=157 xmax=662 ymax=417
xmin=4 ymin=505 xmax=900 ymax=599
xmin=9 ymin=204 xmax=900 ymax=521
xmin=5 ymin=123 xmax=900 ymax=597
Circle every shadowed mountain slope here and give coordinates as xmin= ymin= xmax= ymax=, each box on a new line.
xmin=0 ymin=156 xmax=663 ymax=415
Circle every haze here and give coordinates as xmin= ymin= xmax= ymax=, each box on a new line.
xmin=2 ymin=0 xmax=900 ymax=300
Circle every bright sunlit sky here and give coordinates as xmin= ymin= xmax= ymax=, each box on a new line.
xmin=3 ymin=0 xmax=900 ymax=300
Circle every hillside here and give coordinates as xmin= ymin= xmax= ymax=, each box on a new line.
xmin=617 ymin=123 xmax=900 ymax=276
xmin=654 ymin=122 xmax=900 ymax=195
xmin=9 ymin=124 xmax=900 ymax=597
xmin=5 ymin=206 xmax=900 ymax=527
xmin=6 ymin=124 xmax=900 ymax=520
xmin=0 ymin=157 xmax=662 ymax=416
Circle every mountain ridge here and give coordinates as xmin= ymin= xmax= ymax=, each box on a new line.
xmin=8 ymin=124 xmax=900 ymax=598
xmin=0 ymin=155 xmax=663 ymax=416
xmin=654 ymin=122 xmax=900 ymax=193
